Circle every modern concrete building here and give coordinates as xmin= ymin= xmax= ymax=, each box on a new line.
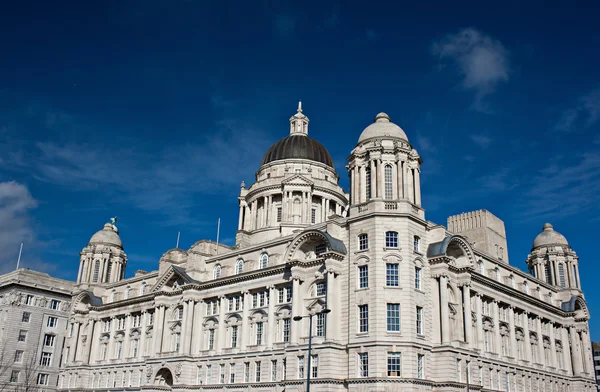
xmin=59 ymin=105 xmax=596 ymax=391
xmin=0 ymin=269 xmax=74 ymax=391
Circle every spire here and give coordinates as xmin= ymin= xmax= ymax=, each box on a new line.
xmin=290 ymin=101 xmax=309 ymax=136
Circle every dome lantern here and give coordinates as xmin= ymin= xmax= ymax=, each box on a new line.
xmin=289 ymin=101 xmax=309 ymax=136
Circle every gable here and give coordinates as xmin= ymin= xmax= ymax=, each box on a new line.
xmin=151 ymin=266 xmax=196 ymax=292
xmin=281 ymin=174 xmax=314 ymax=186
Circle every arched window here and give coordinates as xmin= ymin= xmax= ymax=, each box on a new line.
xmin=93 ymin=260 xmax=101 ymax=283
xmin=259 ymin=253 xmax=269 ymax=269
xmin=124 ymin=286 xmax=131 ymax=299
xmin=139 ymin=282 xmax=147 ymax=296
xmin=213 ymin=264 xmax=222 ymax=279
xmin=384 ymin=165 xmax=393 ymax=199
xmin=544 ymin=263 xmax=552 ymax=285
xmin=385 ymin=231 xmax=398 ymax=248
xmin=235 ymin=259 xmax=244 ymax=274
xmin=365 ymin=167 xmax=372 ymax=200
xmin=478 ymin=260 xmax=485 ymax=275
xmin=558 ymin=264 xmax=566 ymax=288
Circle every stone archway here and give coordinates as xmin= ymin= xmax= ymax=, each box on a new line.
xmin=155 ymin=368 xmax=173 ymax=386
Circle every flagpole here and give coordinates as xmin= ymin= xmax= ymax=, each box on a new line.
xmin=16 ymin=242 xmax=23 ymax=270
xmin=215 ymin=218 xmax=221 ymax=254
xmin=176 ymin=231 xmax=180 ymax=248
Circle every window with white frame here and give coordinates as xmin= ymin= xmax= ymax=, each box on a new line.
xmin=44 ymin=334 xmax=55 ymax=347
xmin=139 ymin=282 xmax=147 ymax=295
xmin=316 ymin=313 xmax=326 ymax=337
xmin=358 ymin=234 xmax=368 ymax=250
xmin=282 ymin=318 xmax=291 ymax=343
xmin=260 ymin=253 xmax=269 ymax=269
xmin=235 ymin=259 xmax=244 ymax=274
xmin=206 ymin=365 xmax=212 ymax=384
xmin=311 ymin=208 xmax=316 ymax=224
xmin=231 ymin=325 xmax=238 ymax=348
xmin=358 ymin=353 xmax=368 ymax=377
xmin=298 ymin=356 xmax=305 ymax=378
xmin=255 ymin=361 xmax=261 ymax=382
xmin=213 ymin=264 xmax=222 ymax=279
xmin=230 ymin=363 xmax=235 ymax=383
xmin=387 ymin=353 xmax=401 ymax=376
xmin=315 ymin=244 xmax=326 ymax=256
xmin=47 ymin=317 xmax=58 ymax=328
xmin=311 ymin=355 xmax=318 ymax=378
xmin=358 ymin=304 xmax=368 ymax=333
xmin=18 ymin=330 xmax=27 ymax=342
xmin=417 ymin=354 xmax=424 ymax=378
xmin=256 ymin=322 xmax=264 ymax=345
xmin=385 ymin=231 xmax=398 ymax=248
xmin=208 ymin=329 xmax=215 ymax=350
xmin=124 ymin=286 xmax=131 ymax=299
xmin=22 ymin=312 xmax=30 ymax=323
xmin=276 ymin=207 xmax=282 ymax=222
xmin=415 ymin=267 xmax=422 ymax=289
xmin=387 ymin=304 xmax=400 ymax=332
xmin=315 ymin=281 xmax=326 ymax=296
xmin=244 ymin=362 xmax=250 ymax=382
xmin=14 ymin=350 xmax=24 ymax=363
xmin=384 ymin=165 xmax=393 ymax=199
xmin=416 ymin=306 xmax=423 ymax=334
xmin=40 ymin=352 xmax=52 ymax=367
xmin=219 ymin=364 xmax=225 ymax=384
xmin=358 ymin=265 xmax=368 ymax=289
xmin=93 ymin=260 xmax=101 ymax=283
xmin=278 ymin=286 xmax=292 ymax=303
xmin=10 ymin=370 xmax=20 ymax=383
xmin=558 ymin=263 xmax=566 ymax=288
xmin=413 ymin=235 xmax=421 ymax=252
xmin=25 ymin=295 xmax=34 ymax=305
xmin=132 ymin=313 xmax=141 ymax=327
xmin=386 ymin=263 xmax=399 ymax=287
xmin=365 ymin=167 xmax=372 ymax=199
xmin=271 ymin=360 xmax=277 ymax=381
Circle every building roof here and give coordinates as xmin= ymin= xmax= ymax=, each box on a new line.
xmin=89 ymin=223 xmax=122 ymax=248
xmin=261 ymin=134 xmax=334 ymax=168
xmin=532 ymin=223 xmax=569 ymax=250
xmin=358 ymin=112 xmax=409 ymax=143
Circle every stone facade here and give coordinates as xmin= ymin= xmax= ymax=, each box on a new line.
xmin=59 ymin=106 xmax=595 ymax=391
xmin=0 ymin=269 xmax=74 ymax=391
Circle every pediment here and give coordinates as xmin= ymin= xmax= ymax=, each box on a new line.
xmin=151 ymin=265 xmax=196 ymax=292
xmin=282 ymin=174 xmax=314 ymax=186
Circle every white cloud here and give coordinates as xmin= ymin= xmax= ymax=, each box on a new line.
xmin=556 ymin=88 xmax=600 ymax=132
xmin=432 ymin=28 xmax=510 ymax=112
xmin=470 ymin=134 xmax=492 ymax=148
xmin=0 ymin=181 xmax=40 ymax=273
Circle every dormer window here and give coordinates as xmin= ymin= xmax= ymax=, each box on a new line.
xmin=213 ymin=264 xmax=222 ymax=280
xmin=259 ymin=253 xmax=269 ymax=269
xmin=235 ymin=259 xmax=244 ymax=275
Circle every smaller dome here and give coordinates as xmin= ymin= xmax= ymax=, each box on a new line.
xmin=358 ymin=112 xmax=409 ymax=143
xmin=532 ymin=223 xmax=569 ymax=249
xmin=89 ymin=223 xmax=122 ymax=248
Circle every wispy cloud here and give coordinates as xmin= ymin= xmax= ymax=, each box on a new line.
xmin=470 ymin=134 xmax=492 ymax=148
xmin=432 ymin=27 xmax=510 ymax=113
xmin=555 ymin=88 xmax=600 ymax=132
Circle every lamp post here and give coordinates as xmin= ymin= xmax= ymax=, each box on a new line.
xmin=293 ymin=308 xmax=331 ymax=392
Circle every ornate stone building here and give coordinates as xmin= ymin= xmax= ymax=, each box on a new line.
xmin=60 ymin=105 xmax=595 ymax=391
xmin=0 ymin=268 xmax=74 ymax=391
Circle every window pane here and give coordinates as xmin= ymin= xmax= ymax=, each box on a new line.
xmin=387 ymin=304 xmax=400 ymax=332
xmin=386 ymin=264 xmax=399 ymax=287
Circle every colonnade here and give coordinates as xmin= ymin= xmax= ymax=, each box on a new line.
xmin=532 ymin=258 xmax=581 ymax=289
xmin=349 ymin=158 xmax=421 ymax=206
xmin=77 ymin=256 xmax=124 ymax=284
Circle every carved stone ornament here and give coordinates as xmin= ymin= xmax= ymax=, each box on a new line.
xmin=174 ymin=363 xmax=183 ymax=379
xmin=145 ymin=365 xmax=153 ymax=381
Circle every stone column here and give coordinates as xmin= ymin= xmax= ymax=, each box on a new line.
xmin=581 ymin=330 xmax=593 ymax=374
xmin=122 ymin=314 xmax=131 ymax=359
xmin=493 ymin=301 xmax=501 ymax=354
xmin=266 ymin=286 xmax=276 ymax=348
xmin=180 ymin=300 xmax=192 ymax=354
xmin=243 ymin=206 xmax=249 ymax=230
xmin=536 ymin=318 xmax=545 ymax=365
xmin=154 ymin=306 xmax=166 ymax=354
xmin=406 ymin=166 xmax=414 ymax=203
xmin=440 ymin=275 xmax=450 ymax=344
xmin=570 ymin=326 xmax=582 ymax=375
xmin=397 ymin=160 xmax=404 ymax=199
xmin=267 ymin=195 xmax=273 ymax=226
xmin=238 ymin=204 xmax=244 ymax=230
xmin=100 ymin=259 xmax=107 ymax=283
xmin=71 ymin=322 xmax=81 ymax=362
xmin=549 ymin=323 xmax=557 ymax=368
xmin=85 ymin=319 xmax=96 ymax=364
xmin=251 ymin=200 xmax=258 ymax=230
xmin=509 ymin=306 xmax=517 ymax=358
xmin=462 ymin=284 xmax=472 ymax=345
xmin=391 ymin=163 xmax=398 ymax=199
xmin=291 ymin=277 xmax=301 ymax=345
xmin=350 ymin=167 xmax=356 ymax=204
xmin=414 ymin=167 xmax=421 ymax=206
xmin=307 ymin=191 xmax=313 ymax=223
xmin=476 ymin=294 xmax=484 ymax=351
xmin=263 ymin=196 xmax=268 ymax=227
xmin=369 ymin=159 xmax=376 ymax=199
xmin=376 ymin=159 xmax=383 ymax=198
xmin=217 ymin=296 xmax=227 ymax=352
xmin=326 ymin=270 xmax=338 ymax=341
xmin=77 ymin=259 xmax=84 ymax=283
xmin=325 ymin=199 xmax=330 ymax=220
xmin=190 ymin=301 xmax=202 ymax=353
xmin=321 ymin=197 xmax=326 ymax=222
xmin=523 ymin=312 xmax=532 ymax=362
xmin=359 ymin=165 xmax=366 ymax=202
xmin=106 ymin=318 xmax=115 ymax=360
xmin=562 ymin=327 xmax=573 ymax=373
xmin=574 ymin=265 xmax=581 ymax=288
xmin=240 ymin=292 xmax=250 ymax=350
xmin=139 ymin=312 xmax=147 ymax=357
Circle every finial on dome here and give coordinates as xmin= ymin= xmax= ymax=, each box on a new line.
xmin=298 ymin=101 xmax=302 ymax=113
xmin=375 ymin=112 xmax=390 ymax=122
xmin=543 ymin=223 xmax=553 ymax=231
xmin=240 ymin=180 xmax=246 ymax=189
xmin=290 ymin=101 xmax=309 ymax=135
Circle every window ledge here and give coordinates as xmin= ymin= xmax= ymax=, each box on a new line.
xmin=383 ymin=247 xmax=401 ymax=252
xmin=355 ymin=288 xmax=369 ymax=292
xmin=384 ymin=286 xmax=402 ymax=290
xmin=416 ymin=333 xmax=426 ymax=339
xmin=355 ymin=249 xmax=369 ymax=254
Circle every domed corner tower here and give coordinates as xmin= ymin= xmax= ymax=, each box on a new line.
xmin=235 ymin=103 xmax=348 ymax=247
xmin=347 ymin=112 xmax=423 ymax=219
xmin=77 ymin=219 xmax=127 ymax=287
xmin=526 ymin=223 xmax=581 ymax=292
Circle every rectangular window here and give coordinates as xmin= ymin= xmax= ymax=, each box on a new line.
xmin=358 ymin=305 xmax=369 ymax=333
xmin=457 ymin=359 xmax=462 ymax=382
xmin=14 ymin=350 xmax=24 ymax=363
xmin=416 ymin=307 xmax=423 ymax=334
xmin=271 ymin=359 xmax=277 ymax=381
xmin=386 ymin=264 xmax=399 ymax=287
xmin=25 ymin=295 xmax=34 ymax=306
xmin=316 ymin=313 xmax=326 ymax=337
xmin=206 ymin=365 xmax=212 ymax=384
xmin=358 ymin=234 xmax=368 ymax=250
xmin=358 ymin=353 xmax=368 ymax=377
xmin=219 ymin=364 xmax=225 ymax=384
xmin=315 ymin=244 xmax=326 ymax=256
xmin=316 ymin=282 xmax=327 ymax=296
xmin=387 ymin=353 xmax=401 ymax=376
xmin=415 ymin=267 xmax=422 ymax=290
xmin=22 ymin=312 xmax=31 ymax=323
xmin=40 ymin=352 xmax=52 ymax=367
xmin=10 ymin=370 xmax=20 ymax=383
xmin=208 ymin=329 xmax=215 ymax=350
xmin=358 ymin=265 xmax=368 ymax=289
xmin=283 ymin=318 xmax=291 ymax=343
xmin=36 ymin=373 xmax=48 ymax=385
xmin=256 ymin=322 xmax=264 ymax=345
xmin=311 ymin=208 xmax=316 ymax=224
xmin=417 ymin=354 xmax=424 ymax=378
xmin=47 ymin=317 xmax=58 ymax=328
xmin=385 ymin=231 xmax=398 ymax=248
xmin=230 ymin=364 xmax=235 ymax=383
xmin=387 ymin=304 xmax=400 ymax=332
xmin=298 ymin=356 xmax=305 ymax=378
xmin=244 ymin=362 xmax=250 ymax=382
xmin=44 ymin=334 xmax=55 ymax=347
xmin=50 ymin=299 xmax=60 ymax=310
xmin=231 ymin=325 xmax=238 ymax=348
xmin=255 ymin=361 xmax=261 ymax=382
xmin=413 ymin=236 xmax=420 ymax=252
xmin=384 ymin=165 xmax=393 ymax=199
xmin=259 ymin=291 xmax=266 ymax=307
xmin=252 ymin=293 xmax=258 ymax=308
xmin=18 ymin=330 xmax=27 ymax=342
xmin=311 ymin=355 xmax=318 ymax=378
xmin=277 ymin=207 xmax=282 ymax=222
xmin=132 ymin=339 xmax=139 ymax=358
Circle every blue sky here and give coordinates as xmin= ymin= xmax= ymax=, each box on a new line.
xmin=2 ymin=1 xmax=600 ymax=336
